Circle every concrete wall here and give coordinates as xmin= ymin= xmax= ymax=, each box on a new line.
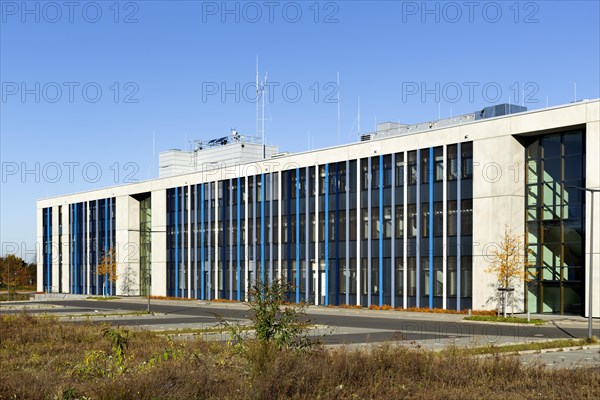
xmin=51 ymin=205 xmax=60 ymax=292
xmin=36 ymin=207 xmax=43 ymax=292
xmin=151 ymin=189 xmax=167 ymax=297
xmin=115 ymin=196 xmax=140 ymax=296
xmin=472 ymin=134 xmax=526 ymax=311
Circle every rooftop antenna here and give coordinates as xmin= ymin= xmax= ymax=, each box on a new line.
xmin=256 ymin=57 xmax=259 ymax=140
xmin=357 ymin=96 xmax=360 ymax=134
xmin=256 ymin=56 xmax=268 ymax=159
xmin=261 ymin=72 xmax=267 ymax=159
xmin=152 ymin=130 xmax=155 ymax=179
xmin=337 ymin=72 xmax=340 ymax=144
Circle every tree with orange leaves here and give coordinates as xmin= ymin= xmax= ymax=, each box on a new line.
xmin=486 ymin=225 xmax=532 ymax=317
xmin=97 ymin=247 xmax=117 ymax=296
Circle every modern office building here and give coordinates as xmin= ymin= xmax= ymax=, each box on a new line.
xmin=37 ymin=99 xmax=600 ymax=316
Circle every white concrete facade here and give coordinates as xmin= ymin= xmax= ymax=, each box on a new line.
xmin=37 ymin=100 xmax=600 ymax=316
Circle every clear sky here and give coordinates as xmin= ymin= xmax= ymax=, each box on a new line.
xmin=1 ymin=0 xmax=599 ymax=261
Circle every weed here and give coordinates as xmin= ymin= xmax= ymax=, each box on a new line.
xmin=247 ymin=280 xmax=313 ymax=351
xmin=102 ymin=326 xmax=130 ymax=374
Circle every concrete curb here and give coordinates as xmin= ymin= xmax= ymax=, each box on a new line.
xmin=34 ymin=293 xmax=89 ymax=301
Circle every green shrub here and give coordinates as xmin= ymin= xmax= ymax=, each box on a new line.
xmin=247 ymin=280 xmax=312 ymax=351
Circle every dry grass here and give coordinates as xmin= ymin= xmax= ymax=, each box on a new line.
xmin=1 ymin=313 xmax=599 ymax=400
xmin=210 ymin=298 xmax=239 ymax=303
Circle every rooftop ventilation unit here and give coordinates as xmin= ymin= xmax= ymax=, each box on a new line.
xmin=369 ymin=103 xmax=526 ymax=141
xmin=475 ymin=104 xmax=527 ymax=120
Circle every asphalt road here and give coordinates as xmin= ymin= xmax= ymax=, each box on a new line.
xmin=10 ymin=299 xmax=590 ymax=345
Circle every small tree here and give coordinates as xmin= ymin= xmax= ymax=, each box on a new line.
xmin=97 ymin=247 xmax=117 ymax=296
xmin=486 ymin=225 xmax=531 ymax=317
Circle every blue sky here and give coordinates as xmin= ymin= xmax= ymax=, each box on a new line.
xmin=1 ymin=0 xmax=599 ymax=261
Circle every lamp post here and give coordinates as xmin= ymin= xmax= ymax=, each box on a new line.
xmin=567 ymin=186 xmax=599 ymax=339
xmin=127 ymin=228 xmax=166 ymax=314
xmin=7 ymin=258 xmax=9 ymax=302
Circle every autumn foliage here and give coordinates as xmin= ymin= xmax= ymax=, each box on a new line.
xmin=0 ymin=255 xmax=36 ymax=289
xmin=486 ymin=225 xmax=531 ymax=289
xmin=97 ymin=247 xmax=117 ymax=283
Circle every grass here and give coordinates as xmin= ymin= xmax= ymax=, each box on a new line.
xmin=57 ymin=311 xmax=156 ymax=319
xmin=151 ymin=322 xmax=315 ymax=336
xmin=152 ymin=325 xmax=254 ymax=335
xmin=464 ymin=315 xmax=546 ymax=325
xmin=449 ymin=338 xmax=598 ymax=356
xmin=1 ymin=314 xmax=599 ymax=399
xmin=86 ymin=296 xmax=121 ymax=301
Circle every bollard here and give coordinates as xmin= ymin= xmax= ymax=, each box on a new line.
xmin=468 ymin=309 xmax=472 ymax=317
xmin=527 ymin=312 xmax=530 ymax=322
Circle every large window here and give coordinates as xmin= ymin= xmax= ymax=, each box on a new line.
xmin=372 ymin=207 xmax=379 ymax=239
xmin=421 ymin=151 xmax=430 ymax=184
xmin=462 ymin=142 xmax=473 ymax=179
xmin=383 ymin=206 xmax=392 ymax=238
xmin=395 ymin=205 xmax=404 ymax=237
xmin=434 ymin=147 xmax=444 ymax=181
xmin=372 ymin=158 xmax=380 ymax=190
xmin=448 ymin=145 xmax=458 ymax=180
xmin=525 ymin=130 xmax=585 ymax=315
xmin=407 ymin=204 xmax=417 ymax=237
xmin=408 ymin=151 xmax=417 ymax=185
xmin=362 ymin=209 xmax=369 ymax=240
xmin=395 ymin=153 xmax=405 ymax=186
xmin=361 ymin=159 xmax=369 ymax=190
xmin=383 ymin=155 xmax=392 ymax=188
